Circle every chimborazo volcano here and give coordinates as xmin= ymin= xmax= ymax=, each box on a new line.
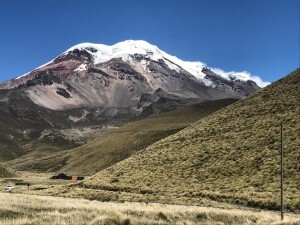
xmin=0 ymin=40 xmax=265 ymax=160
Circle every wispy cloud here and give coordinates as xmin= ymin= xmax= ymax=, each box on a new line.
xmin=211 ymin=68 xmax=271 ymax=88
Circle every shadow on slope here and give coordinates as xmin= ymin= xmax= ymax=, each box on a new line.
xmin=8 ymin=99 xmax=237 ymax=175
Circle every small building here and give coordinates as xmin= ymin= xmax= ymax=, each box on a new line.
xmin=51 ymin=173 xmax=71 ymax=180
xmin=50 ymin=173 xmax=84 ymax=180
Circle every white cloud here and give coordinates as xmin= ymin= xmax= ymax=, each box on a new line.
xmin=210 ymin=68 xmax=270 ymax=88
xmin=249 ymin=75 xmax=271 ymax=88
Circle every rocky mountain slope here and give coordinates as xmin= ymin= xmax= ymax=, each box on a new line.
xmin=0 ymin=40 xmax=264 ymax=161
xmin=0 ymin=88 xmax=130 ymax=160
xmin=1 ymin=40 xmax=261 ymax=110
xmin=7 ymin=99 xmax=237 ymax=174
xmin=76 ymin=69 xmax=299 ymax=212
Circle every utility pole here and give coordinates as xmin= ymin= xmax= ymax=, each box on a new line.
xmin=280 ymin=123 xmax=284 ymax=221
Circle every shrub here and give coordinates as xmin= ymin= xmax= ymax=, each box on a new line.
xmin=103 ymin=214 xmax=131 ymax=225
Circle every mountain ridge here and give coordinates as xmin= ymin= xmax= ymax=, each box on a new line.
xmin=7 ymin=40 xmax=269 ymax=88
xmin=0 ymin=40 xmax=262 ymax=114
xmin=0 ymin=40 xmax=265 ymax=162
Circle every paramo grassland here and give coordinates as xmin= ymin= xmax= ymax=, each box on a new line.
xmin=0 ymin=193 xmax=299 ymax=225
xmin=75 ymin=69 xmax=300 ymax=211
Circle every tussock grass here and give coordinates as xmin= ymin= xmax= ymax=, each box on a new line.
xmin=74 ymin=69 xmax=300 ymax=211
xmin=0 ymin=193 xmax=299 ymax=225
xmin=103 ymin=213 xmax=131 ymax=225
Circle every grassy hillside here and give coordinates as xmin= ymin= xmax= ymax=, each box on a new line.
xmin=77 ymin=69 xmax=300 ymax=211
xmin=0 ymin=163 xmax=18 ymax=177
xmin=8 ymin=99 xmax=237 ymax=175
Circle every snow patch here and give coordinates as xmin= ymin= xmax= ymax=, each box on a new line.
xmin=68 ymin=110 xmax=89 ymax=122
xmin=74 ymin=63 xmax=87 ymax=72
xmin=64 ymin=40 xmax=208 ymax=80
xmin=15 ymin=72 xmax=29 ymax=80
xmin=15 ymin=60 xmax=54 ymax=80
xmin=202 ymin=79 xmax=214 ymax=86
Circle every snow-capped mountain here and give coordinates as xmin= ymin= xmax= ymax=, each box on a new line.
xmin=62 ymin=40 xmax=209 ymax=82
xmin=0 ymin=40 xmax=263 ymax=111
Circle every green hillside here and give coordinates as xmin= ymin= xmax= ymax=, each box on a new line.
xmin=8 ymin=98 xmax=237 ymax=175
xmin=78 ymin=69 xmax=300 ymax=211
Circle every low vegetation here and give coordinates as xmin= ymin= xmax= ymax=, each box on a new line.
xmin=7 ymin=98 xmax=237 ymax=175
xmin=61 ymin=98 xmax=237 ymax=175
xmin=63 ymin=69 xmax=300 ymax=211
xmin=0 ymin=193 xmax=299 ymax=225
xmin=1 ymin=70 xmax=299 ymax=224
xmin=0 ymin=163 xmax=18 ymax=178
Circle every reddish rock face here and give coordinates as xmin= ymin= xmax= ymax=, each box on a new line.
xmin=0 ymin=40 xmax=266 ymax=162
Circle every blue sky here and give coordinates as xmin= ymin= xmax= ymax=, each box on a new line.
xmin=0 ymin=0 xmax=299 ymax=83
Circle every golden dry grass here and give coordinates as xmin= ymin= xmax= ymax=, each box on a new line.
xmin=0 ymin=193 xmax=299 ymax=225
xmin=0 ymin=163 xmax=18 ymax=178
xmin=73 ymin=69 xmax=300 ymax=212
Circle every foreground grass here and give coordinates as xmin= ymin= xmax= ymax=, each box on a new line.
xmin=0 ymin=193 xmax=299 ymax=225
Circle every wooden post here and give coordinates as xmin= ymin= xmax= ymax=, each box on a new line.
xmin=280 ymin=123 xmax=284 ymax=220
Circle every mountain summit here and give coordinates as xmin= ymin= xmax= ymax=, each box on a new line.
xmin=1 ymin=40 xmax=262 ymax=111
xmin=0 ymin=40 xmax=266 ymax=161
